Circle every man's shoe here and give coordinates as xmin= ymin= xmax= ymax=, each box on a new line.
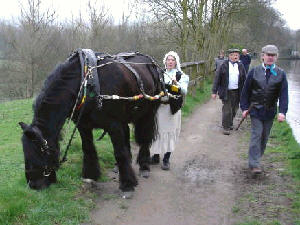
xmin=251 ymin=167 xmax=262 ymax=174
xmin=150 ymin=154 xmax=160 ymax=165
xmin=223 ymin=129 xmax=230 ymax=135
xmin=161 ymin=161 xmax=170 ymax=170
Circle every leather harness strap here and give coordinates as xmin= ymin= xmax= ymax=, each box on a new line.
xmin=75 ymin=49 xmax=165 ymax=106
xmin=82 ymin=49 xmax=101 ymax=97
xmin=115 ymin=56 xmax=146 ymax=95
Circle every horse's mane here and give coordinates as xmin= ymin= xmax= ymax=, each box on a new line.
xmin=33 ymin=54 xmax=80 ymax=116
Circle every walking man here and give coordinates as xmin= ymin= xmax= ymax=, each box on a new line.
xmin=212 ymin=49 xmax=246 ymax=135
xmin=240 ymin=45 xmax=288 ymax=174
xmin=215 ymin=49 xmax=226 ymax=72
xmin=240 ymin=48 xmax=252 ymax=74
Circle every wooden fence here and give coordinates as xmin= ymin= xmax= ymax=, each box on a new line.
xmin=0 ymin=60 xmax=210 ymax=103
xmin=181 ymin=60 xmax=207 ymax=96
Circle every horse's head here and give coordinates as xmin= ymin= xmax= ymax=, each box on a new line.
xmin=19 ymin=122 xmax=59 ymax=190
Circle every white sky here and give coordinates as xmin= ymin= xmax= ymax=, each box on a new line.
xmin=0 ymin=0 xmax=132 ymax=24
xmin=0 ymin=0 xmax=299 ymax=30
xmin=272 ymin=0 xmax=300 ymax=30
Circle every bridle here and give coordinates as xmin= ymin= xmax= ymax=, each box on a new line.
xmin=27 ymin=137 xmax=56 ymax=180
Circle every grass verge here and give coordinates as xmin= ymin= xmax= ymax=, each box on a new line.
xmin=268 ymin=120 xmax=300 ymax=224
xmin=233 ymin=119 xmax=300 ymax=225
xmin=0 ymin=80 xmax=212 ymax=225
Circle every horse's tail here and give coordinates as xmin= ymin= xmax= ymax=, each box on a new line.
xmin=134 ymin=101 xmax=159 ymax=146
xmin=135 ymin=61 xmax=162 ymax=145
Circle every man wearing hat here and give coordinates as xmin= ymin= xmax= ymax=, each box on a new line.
xmin=240 ymin=45 xmax=288 ymax=174
xmin=212 ymin=48 xmax=246 ymax=135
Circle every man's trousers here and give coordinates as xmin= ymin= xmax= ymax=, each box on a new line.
xmin=248 ymin=117 xmax=274 ymax=168
xmin=222 ymin=89 xmax=239 ymax=130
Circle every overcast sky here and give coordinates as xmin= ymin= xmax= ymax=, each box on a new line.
xmin=0 ymin=0 xmax=132 ymax=24
xmin=272 ymin=0 xmax=300 ymax=30
xmin=0 ymin=0 xmax=299 ymax=30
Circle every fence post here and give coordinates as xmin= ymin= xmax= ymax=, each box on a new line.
xmin=181 ymin=61 xmax=207 ymax=96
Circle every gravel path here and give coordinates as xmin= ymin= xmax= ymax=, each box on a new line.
xmin=86 ymin=99 xmax=246 ymax=225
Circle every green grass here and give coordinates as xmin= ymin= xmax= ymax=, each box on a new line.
xmin=268 ymin=120 xmax=300 ymax=223
xmin=236 ymin=221 xmax=283 ymax=225
xmin=0 ymin=80 xmax=212 ymax=224
xmin=182 ymin=79 xmax=212 ymax=117
xmin=0 ymin=99 xmax=115 ymax=225
xmin=235 ymin=120 xmax=300 ymax=225
xmin=235 ymin=221 xmax=262 ymax=225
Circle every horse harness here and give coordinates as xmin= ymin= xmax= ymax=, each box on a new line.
xmin=60 ymin=49 xmax=167 ymax=164
xmin=26 ymin=139 xmax=55 ymax=180
xmin=74 ymin=49 xmax=166 ymax=111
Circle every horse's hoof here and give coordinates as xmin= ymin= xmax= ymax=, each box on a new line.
xmin=82 ymin=178 xmax=95 ymax=184
xmin=122 ymin=191 xmax=134 ymax=199
xmin=112 ymin=165 xmax=119 ymax=173
xmin=139 ymin=170 xmax=150 ymax=178
xmin=82 ymin=178 xmax=100 ymax=189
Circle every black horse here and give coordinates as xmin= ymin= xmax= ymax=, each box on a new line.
xmin=19 ymin=50 xmax=163 ymax=194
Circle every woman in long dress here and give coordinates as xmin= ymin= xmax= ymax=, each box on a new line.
xmin=150 ymin=51 xmax=189 ymax=170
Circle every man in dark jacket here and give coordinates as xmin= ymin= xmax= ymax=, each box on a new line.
xmin=240 ymin=45 xmax=288 ymax=174
xmin=215 ymin=50 xmax=226 ymax=72
xmin=212 ymin=49 xmax=246 ymax=135
xmin=240 ymin=49 xmax=251 ymax=73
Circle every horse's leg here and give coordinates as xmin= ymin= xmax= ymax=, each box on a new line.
xmin=112 ymin=124 xmax=132 ymax=173
xmin=135 ymin=105 xmax=158 ymax=177
xmin=123 ymin=123 xmax=132 ymax=163
xmin=108 ymin=121 xmax=137 ymax=192
xmin=78 ymin=126 xmax=101 ymax=180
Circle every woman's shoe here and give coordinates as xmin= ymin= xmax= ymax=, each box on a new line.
xmin=223 ymin=129 xmax=230 ymax=135
xmin=161 ymin=161 xmax=170 ymax=170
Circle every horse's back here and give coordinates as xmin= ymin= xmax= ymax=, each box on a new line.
xmin=96 ymin=52 xmax=161 ymax=96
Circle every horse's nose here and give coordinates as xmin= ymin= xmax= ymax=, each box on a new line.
xmin=28 ymin=180 xmax=37 ymax=189
xmin=28 ymin=179 xmax=46 ymax=190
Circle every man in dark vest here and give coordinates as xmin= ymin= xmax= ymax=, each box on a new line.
xmin=212 ymin=49 xmax=246 ymax=135
xmin=240 ymin=49 xmax=252 ymax=73
xmin=240 ymin=44 xmax=288 ymax=174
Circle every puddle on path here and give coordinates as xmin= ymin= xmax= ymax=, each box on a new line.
xmin=181 ymin=155 xmax=223 ymax=186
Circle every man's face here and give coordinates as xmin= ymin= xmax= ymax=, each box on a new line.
xmin=229 ymin=52 xmax=239 ymax=62
xmin=263 ymin=53 xmax=277 ymax=65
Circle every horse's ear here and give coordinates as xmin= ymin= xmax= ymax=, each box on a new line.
xmin=19 ymin=122 xmax=29 ymax=131
xmin=19 ymin=122 xmax=37 ymax=139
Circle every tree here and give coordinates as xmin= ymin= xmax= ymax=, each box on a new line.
xmin=229 ymin=0 xmax=292 ymax=56
xmin=138 ymin=0 xmax=245 ymax=71
xmin=3 ymin=0 xmax=58 ymax=98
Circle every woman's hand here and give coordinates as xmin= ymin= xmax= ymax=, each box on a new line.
xmin=172 ymin=79 xmax=178 ymax=85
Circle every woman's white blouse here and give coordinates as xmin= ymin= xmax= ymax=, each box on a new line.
xmin=164 ymin=69 xmax=189 ymax=95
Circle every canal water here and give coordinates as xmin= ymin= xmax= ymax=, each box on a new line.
xmin=278 ymin=59 xmax=300 ymax=144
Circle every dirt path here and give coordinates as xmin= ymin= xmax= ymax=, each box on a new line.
xmin=84 ymin=99 xmax=244 ymax=225
xmin=85 ymin=99 xmax=294 ymax=225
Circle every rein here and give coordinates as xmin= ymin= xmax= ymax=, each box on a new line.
xmin=59 ymin=65 xmax=94 ymax=164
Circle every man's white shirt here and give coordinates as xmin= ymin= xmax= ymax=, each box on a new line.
xmin=228 ymin=62 xmax=239 ymax=90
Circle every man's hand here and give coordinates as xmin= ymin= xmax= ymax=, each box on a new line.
xmin=242 ymin=110 xmax=249 ymax=118
xmin=277 ymin=113 xmax=285 ymax=122
xmin=211 ymin=94 xmax=217 ymax=100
